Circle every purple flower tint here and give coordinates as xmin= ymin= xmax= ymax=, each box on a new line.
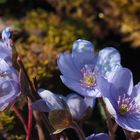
xmin=86 ymin=133 xmax=110 ymax=140
xmin=0 ymin=59 xmax=18 ymax=82
xmin=0 ymin=59 xmax=20 ymax=111
xmin=32 ymin=89 xmax=95 ymax=120
xmin=57 ymin=39 xmax=121 ymax=97
xmin=94 ymin=47 xmax=121 ymax=82
xmin=66 ymin=93 xmax=95 ymax=120
xmin=32 ymin=89 xmax=68 ymax=112
xmin=2 ymin=27 xmax=12 ymax=48
xmin=0 ymin=27 xmax=12 ymax=64
xmin=0 ymin=79 xmax=20 ymax=111
xmin=97 ymin=67 xmax=140 ymax=133
xmin=0 ymin=43 xmax=11 ymax=63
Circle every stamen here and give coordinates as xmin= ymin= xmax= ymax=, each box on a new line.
xmin=118 ymin=89 xmax=140 ymax=115
xmin=119 ymin=104 xmax=129 ymax=115
xmin=80 ymin=65 xmax=96 ymax=89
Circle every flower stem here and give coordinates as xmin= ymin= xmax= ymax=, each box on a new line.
xmin=17 ymin=56 xmax=57 ymax=140
xmin=99 ymin=98 xmax=115 ymax=140
xmin=26 ymin=98 xmax=33 ymax=140
xmin=12 ymin=105 xmax=28 ymax=134
xmin=71 ymin=121 xmax=85 ymax=140
xmin=33 ymin=111 xmax=46 ymax=140
xmin=17 ymin=57 xmax=35 ymax=95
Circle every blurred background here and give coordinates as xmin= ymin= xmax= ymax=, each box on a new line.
xmin=0 ymin=0 xmax=140 ymax=139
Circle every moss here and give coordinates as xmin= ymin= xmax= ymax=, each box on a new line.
xmin=14 ymin=9 xmax=93 ymax=89
xmin=0 ymin=112 xmax=14 ymax=130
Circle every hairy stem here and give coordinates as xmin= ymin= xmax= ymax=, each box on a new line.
xmin=12 ymin=105 xmax=28 ymax=134
xmin=71 ymin=121 xmax=85 ymax=140
xmin=33 ymin=111 xmax=46 ymax=140
xmin=17 ymin=56 xmax=57 ymax=140
xmin=26 ymin=98 xmax=33 ymax=140
xmin=99 ymin=98 xmax=115 ymax=140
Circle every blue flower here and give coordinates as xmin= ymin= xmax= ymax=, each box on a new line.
xmin=0 ymin=59 xmax=20 ymax=111
xmin=0 ymin=27 xmax=13 ymax=65
xmin=86 ymin=133 xmax=110 ymax=140
xmin=32 ymin=89 xmax=68 ymax=112
xmin=97 ymin=67 xmax=140 ymax=132
xmin=2 ymin=27 xmax=12 ymax=48
xmin=57 ymin=39 xmax=121 ymax=97
xmin=0 ymin=59 xmax=18 ymax=81
xmin=0 ymin=42 xmax=12 ymax=64
xmin=32 ymin=89 xmax=95 ymax=121
xmin=0 ymin=27 xmax=20 ymax=111
xmin=66 ymin=93 xmax=95 ymax=120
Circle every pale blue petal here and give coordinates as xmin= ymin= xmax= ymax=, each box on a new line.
xmin=132 ymin=82 xmax=140 ymax=103
xmin=0 ymin=58 xmax=10 ymax=72
xmin=0 ymin=59 xmax=18 ymax=82
xmin=113 ymin=82 xmax=140 ymax=132
xmin=72 ymin=39 xmax=94 ymax=54
xmin=111 ymin=68 xmax=133 ymax=97
xmin=38 ymin=88 xmax=52 ymax=99
xmin=37 ymin=89 xmax=65 ymax=110
xmin=2 ymin=27 xmax=11 ymax=42
xmin=84 ymin=96 xmax=96 ymax=108
xmin=86 ymin=133 xmax=111 ymax=140
xmin=0 ymin=80 xmax=20 ymax=111
xmin=103 ymin=97 xmax=117 ymax=117
xmin=0 ymin=80 xmax=20 ymax=98
xmin=98 ymin=68 xmax=134 ymax=107
xmin=72 ymin=52 xmax=96 ymax=70
xmin=32 ymin=99 xmax=50 ymax=112
xmin=61 ymin=76 xmax=100 ymax=97
xmin=57 ymin=52 xmax=81 ymax=80
xmin=115 ymin=114 xmax=140 ymax=133
xmin=72 ymin=39 xmax=95 ymax=70
xmin=0 ymin=43 xmax=12 ymax=65
xmin=2 ymin=27 xmax=12 ymax=49
xmin=95 ymin=47 xmax=121 ymax=81
xmin=66 ymin=93 xmax=87 ymax=120
xmin=96 ymin=76 xmax=111 ymax=98
xmin=97 ymin=76 xmax=118 ymax=113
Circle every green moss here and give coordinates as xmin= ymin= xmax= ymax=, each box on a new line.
xmin=0 ymin=112 xmax=14 ymax=130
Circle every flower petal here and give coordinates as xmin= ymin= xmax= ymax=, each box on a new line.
xmin=66 ymin=93 xmax=87 ymax=120
xmin=72 ymin=52 xmax=96 ymax=70
xmin=132 ymin=82 xmax=140 ymax=103
xmin=96 ymin=76 xmax=111 ymax=98
xmin=2 ymin=27 xmax=11 ymax=43
xmin=0 ymin=58 xmax=10 ymax=72
xmin=61 ymin=75 xmax=100 ymax=97
xmin=72 ymin=39 xmax=95 ymax=70
xmin=72 ymin=39 xmax=94 ymax=54
xmin=97 ymin=76 xmax=118 ymax=114
xmin=103 ymin=97 xmax=117 ymax=117
xmin=95 ymin=47 xmax=121 ymax=81
xmin=37 ymin=89 xmax=66 ymax=110
xmin=0 ymin=80 xmax=20 ymax=111
xmin=115 ymin=115 xmax=140 ymax=133
xmin=111 ymin=68 xmax=133 ymax=96
xmin=57 ymin=52 xmax=81 ymax=80
xmin=86 ymin=133 xmax=111 ymax=140
xmin=84 ymin=96 xmax=96 ymax=108
xmin=0 ymin=43 xmax=11 ymax=56
xmin=32 ymin=99 xmax=50 ymax=112
xmin=0 ymin=59 xmax=18 ymax=82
